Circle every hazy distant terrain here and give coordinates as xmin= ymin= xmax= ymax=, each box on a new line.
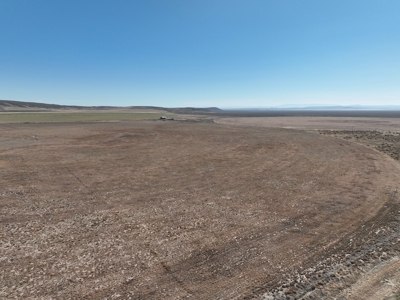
xmin=3 ymin=100 xmax=400 ymax=117
xmin=0 ymin=99 xmax=221 ymax=114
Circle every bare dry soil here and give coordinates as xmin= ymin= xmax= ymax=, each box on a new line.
xmin=1 ymin=120 xmax=400 ymax=299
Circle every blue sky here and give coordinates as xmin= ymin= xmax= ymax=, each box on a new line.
xmin=1 ymin=1 xmax=399 ymax=108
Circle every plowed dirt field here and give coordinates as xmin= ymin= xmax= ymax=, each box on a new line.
xmin=1 ymin=121 xmax=399 ymax=299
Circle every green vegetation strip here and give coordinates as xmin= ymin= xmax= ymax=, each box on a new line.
xmin=0 ymin=112 xmax=172 ymax=123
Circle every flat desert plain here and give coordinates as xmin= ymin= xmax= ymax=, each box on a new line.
xmin=1 ymin=119 xmax=400 ymax=299
xmin=216 ymin=116 xmax=400 ymax=131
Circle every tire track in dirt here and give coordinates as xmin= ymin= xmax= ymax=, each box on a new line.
xmin=260 ymin=172 xmax=400 ymax=299
xmin=343 ymin=257 xmax=400 ymax=300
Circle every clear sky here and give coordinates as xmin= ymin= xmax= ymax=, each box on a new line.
xmin=1 ymin=1 xmax=399 ymax=108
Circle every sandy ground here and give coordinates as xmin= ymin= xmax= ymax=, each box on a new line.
xmin=1 ymin=120 xmax=400 ymax=299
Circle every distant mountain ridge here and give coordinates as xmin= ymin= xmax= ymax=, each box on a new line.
xmin=293 ymin=105 xmax=400 ymax=110
xmin=0 ymin=100 xmax=222 ymax=114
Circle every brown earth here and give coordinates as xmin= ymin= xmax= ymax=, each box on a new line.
xmin=1 ymin=120 xmax=400 ymax=299
xmin=216 ymin=116 xmax=400 ymax=131
xmin=217 ymin=116 xmax=400 ymax=299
